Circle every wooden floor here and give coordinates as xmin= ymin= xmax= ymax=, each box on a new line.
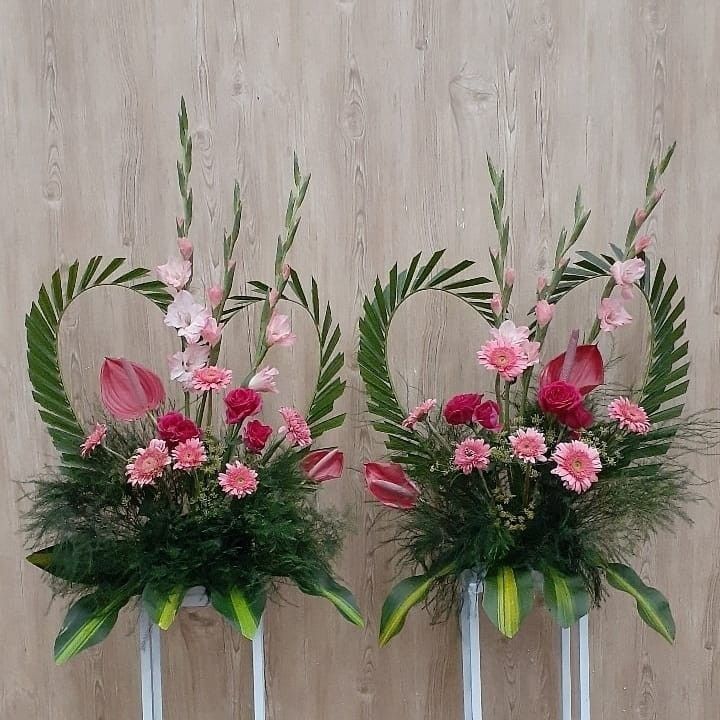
xmin=1 ymin=1 xmax=719 ymax=718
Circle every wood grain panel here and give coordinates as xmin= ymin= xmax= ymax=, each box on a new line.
xmin=1 ymin=1 xmax=719 ymax=718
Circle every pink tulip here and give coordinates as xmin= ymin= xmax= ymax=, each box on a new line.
xmin=364 ymin=462 xmax=419 ymax=509
xmin=100 ymin=358 xmax=165 ymax=421
xmin=266 ymin=312 xmax=296 ymax=347
xmin=535 ymin=299 xmax=555 ymax=328
xmin=208 ymin=285 xmax=224 ymax=309
xmin=301 ymin=449 xmax=345 ymax=482
xmin=177 ymin=237 xmax=193 ymax=260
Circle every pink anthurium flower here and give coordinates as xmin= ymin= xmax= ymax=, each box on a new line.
xmin=100 ymin=357 xmax=165 ymax=421
xmin=301 ymin=448 xmax=345 ymax=482
xmin=537 ymin=331 xmax=604 ymax=430
xmin=364 ymin=461 xmax=419 ymax=509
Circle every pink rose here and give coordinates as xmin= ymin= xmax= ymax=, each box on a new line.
xmin=538 ymin=380 xmax=582 ymax=415
xmin=243 ymin=419 xmax=273 ymax=453
xmin=224 ymin=388 xmax=263 ymax=425
xmin=473 ymin=400 xmax=502 ymax=432
xmin=443 ymin=393 xmax=483 ymax=425
xmin=157 ymin=411 xmax=202 ymax=446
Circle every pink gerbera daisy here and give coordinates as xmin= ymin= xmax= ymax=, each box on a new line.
xmin=453 ymin=438 xmax=492 ymax=475
xmin=477 ymin=339 xmax=530 ymax=380
xmin=278 ymin=406 xmax=312 ymax=448
xmin=218 ymin=461 xmax=259 ymax=498
xmin=190 ymin=365 xmax=233 ymax=392
xmin=172 ymin=437 xmax=208 ymax=470
xmin=80 ymin=422 xmax=107 ymax=457
xmin=126 ymin=439 xmax=171 ymax=487
xmin=608 ymin=397 xmax=651 ymax=434
xmin=551 ymin=440 xmax=602 ymax=493
xmin=509 ymin=428 xmax=548 ymax=463
xmin=402 ymin=398 xmax=437 ymax=429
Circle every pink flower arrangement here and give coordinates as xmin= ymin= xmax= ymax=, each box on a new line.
xmin=453 ymin=438 xmax=492 ymax=474
xmin=608 ymin=397 xmax=651 ymax=434
xmin=218 ymin=462 xmax=259 ymax=498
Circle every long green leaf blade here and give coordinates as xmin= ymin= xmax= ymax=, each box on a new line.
xmin=543 ymin=568 xmax=591 ymax=628
xmin=210 ymin=585 xmax=266 ymax=639
xmin=482 ymin=566 xmax=534 ymax=638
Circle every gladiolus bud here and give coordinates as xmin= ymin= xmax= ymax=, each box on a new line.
xmin=100 ymin=358 xmax=165 ymax=421
xmin=269 ymin=288 xmax=280 ymax=308
xmin=177 ymin=237 xmax=193 ymax=260
xmin=208 ymin=285 xmax=224 ymax=309
xmin=537 ymin=275 xmax=547 ymax=293
xmin=282 ymin=263 xmax=291 ymax=281
xmin=652 ymin=188 xmax=664 ymax=203
xmin=248 ymin=366 xmax=279 ymax=393
xmin=634 ymin=207 xmax=648 ymax=228
xmin=634 ymin=235 xmax=653 ymax=254
xmin=201 ymin=317 xmax=223 ymax=346
xmin=490 ymin=293 xmax=502 ymax=316
xmin=535 ymin=299 xmax=555 ymax=328
xmin=364 ymin=462 xmax=419 ymax=509
xmin=266 ymin=312 xmax=296 ymax=347
xmin=302 ymin=449 xmax=345 ymax=482
xmin=504 ymin=267 xmax=516 ymax=286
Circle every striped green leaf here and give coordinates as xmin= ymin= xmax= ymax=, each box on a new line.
xmin=298 ymin=569 xmax=364 ymax=628
xmin=543 ymin=568 xmax=591 ymax=628
xmin=54 ymin=589 xmax=131 ymax=664
xmin=142 ymin=584 xmax=186 ymax=631
xmin=605 ymin=563 xmax=675 ymax=643
xmin=378 ymin=562 xmax=456 ymax=646
xmin=210 ymin=585 xmax=266 ymax=640
xmin=482 ymin=566 xmax=534 ymax=638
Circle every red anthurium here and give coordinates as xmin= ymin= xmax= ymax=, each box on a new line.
xmin=538 ymin=332 xmax=604 ymax=430
xmin=301 ymin=448 xmax=345 ymax=482
xmin=100 ymin=357 xmax=165 ymax=421
xmin=364 ymin=461 xmax=419 ymax=509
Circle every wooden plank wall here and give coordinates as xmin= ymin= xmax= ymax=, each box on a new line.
xmin=1 ymin=1 xmax=718 ymax=718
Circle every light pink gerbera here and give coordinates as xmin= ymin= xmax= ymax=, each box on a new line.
xmin=218 ymin=462 xmax=259 ymax=498
xmin=80 ymin=422 xmax=107 ymax=458
xmin=126 ymin=439 xmax=171 ymax=487
xmin=608 ymin=397 xmax=651 ymax=434
xmin=509 ymin=428 xmax=548 ymax=463
xmin=278 ymin=406 xmax=312 ymax=448
xmin=453 ymin=438 xmax=492 ymax=475
xmin=172 ymin=437 xmax=208 ymax=470
xmin=190 ymin=365 xmax=233 ymax=392
xmin=551 ymin=440 xmax=602 ymax=493
xmin=402 ymin=398 xmax=437 ymax=429
xmin=477 ymin=320 xmax=540 ymax=381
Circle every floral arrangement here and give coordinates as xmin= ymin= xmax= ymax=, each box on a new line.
xmin=24 ymin=100 xmax=362 ymax=664
xmin=360 ymin=145 xmax=710 ymax=645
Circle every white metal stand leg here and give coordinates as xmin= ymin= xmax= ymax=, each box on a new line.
xmin=139 ymin=587 xmax=266 ymax=720
xmin=252 ymin=615 xmax=266 ymax=720
xmin=460 ymin=574 xmax=483 ymax=720
xmin=560 ymin=616 xmax=591 ymax=720
xmin=139 ymin=607 xmax=163 ymax=720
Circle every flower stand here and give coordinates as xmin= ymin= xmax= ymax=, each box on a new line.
xmin=460 ymin=576 xmax=590 ymax=720
xmin=138 ymin=587 xmax=266 ymax=720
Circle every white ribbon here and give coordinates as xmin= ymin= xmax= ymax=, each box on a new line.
xmin=139 ymin=588 xmax=266 ymax=720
